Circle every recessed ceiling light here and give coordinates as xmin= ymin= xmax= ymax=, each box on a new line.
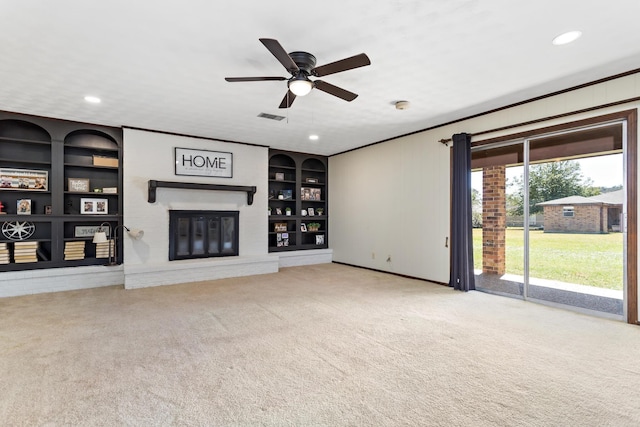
xmin=84 ymin=95 xmax=101 ymax=104
xmin=552 ymin=30 xmax=582 ymax=46
xmin=309 ymin=134 xmax=319 ymax=141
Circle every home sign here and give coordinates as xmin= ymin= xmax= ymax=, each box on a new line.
xmin=175 ymin=147 xmax=233 ymax=178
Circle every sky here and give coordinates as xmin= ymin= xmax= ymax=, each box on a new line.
xmin=471 ymin=153 xmax=623 ymax=193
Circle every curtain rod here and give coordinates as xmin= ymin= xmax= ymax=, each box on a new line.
xmin=438 ymin=95 xmax=640 ymax=147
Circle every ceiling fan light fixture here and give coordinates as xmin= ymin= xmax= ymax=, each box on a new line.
xmin=288 ymin=77 xmax=313 ymax=96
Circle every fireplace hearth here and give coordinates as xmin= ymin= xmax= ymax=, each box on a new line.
xmin=169 ymin=210 xmax=239 ymax=261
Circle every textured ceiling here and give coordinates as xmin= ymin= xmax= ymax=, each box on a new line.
xmin=1 ymin=1 xmax=640 ymax=155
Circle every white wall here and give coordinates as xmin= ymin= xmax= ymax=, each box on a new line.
xmin=329 ymin=72 xmax=640 ymax=319
xmin=122 ymin=128 xmax=277 ymax=288
xmin=329 ymin=133 xmax=451 ymax=283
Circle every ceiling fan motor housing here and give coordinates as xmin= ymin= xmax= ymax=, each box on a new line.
xmin=288 ymin=51 xmax=317 ymax=75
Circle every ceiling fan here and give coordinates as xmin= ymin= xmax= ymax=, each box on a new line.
xmin=225 ymin=38 xmax=371 ymax=108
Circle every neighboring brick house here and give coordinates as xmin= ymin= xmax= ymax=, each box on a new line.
xmin=537 ymin=190 xmax=623 ymax=233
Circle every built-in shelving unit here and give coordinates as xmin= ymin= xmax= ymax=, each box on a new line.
xmin=268 ymin=150 xmax=328 ymax=252
xmin=0 ymin=112 xmax=122 ymax=271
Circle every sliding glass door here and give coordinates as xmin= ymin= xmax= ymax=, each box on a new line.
xmin=472 ymin=121 xmax=626 ymax=318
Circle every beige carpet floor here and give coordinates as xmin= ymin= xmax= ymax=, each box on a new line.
xmin=1 ymin=263 xmax=640 ymax=426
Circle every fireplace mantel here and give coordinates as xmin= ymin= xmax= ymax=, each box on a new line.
xmin=147 ymin=180 xmax=257 ymax=205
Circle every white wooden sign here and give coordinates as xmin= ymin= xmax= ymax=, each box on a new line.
xmin=174 ymin=147 xmax=233 ymax=178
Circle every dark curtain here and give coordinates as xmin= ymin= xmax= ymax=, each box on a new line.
xmin=449 ymin=132 xmax=475 ymax=291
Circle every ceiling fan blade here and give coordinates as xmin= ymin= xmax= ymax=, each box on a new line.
xmin=312 ymin=53 xmax=370 ymax=77
xmin=259 ymin=38 xmax=299 ymax=74
xmin=314 ymin=80 xmax=358 ymax=101
xmin=278 ymin=90 xmax=297 ymax=109
xmin=225 ymin=76 xmax=287 ymax=82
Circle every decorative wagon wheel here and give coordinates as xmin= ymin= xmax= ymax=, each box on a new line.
xmin=2 ymin=221 xmax=36 ymax=241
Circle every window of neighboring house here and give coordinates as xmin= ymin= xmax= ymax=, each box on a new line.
xmin=563 ymin=206 xmax=575 ymax=217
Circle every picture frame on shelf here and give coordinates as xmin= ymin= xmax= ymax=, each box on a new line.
xmin=274 ymin=222 xmax=287 ymax=232
xmin=301 ymin=223 xmax=307 ymax=232
xmin=316 ymin=234 xmax=325 ymax=245
xmin=0 ymin=168 xmax=48 ymax=191
xmin=275 ymin=207 xmax=282 ymax=215
xmin=45 ymin=205 xmax=52 ymax=215
xmin=281 ymin=189 xmax=293 ymax=200
xmin=80 ymin=198 xmax=109 ymax=215
xmin=68 ymin=178 xmax=90 ymax=193
xmin=275 ymin=172 xmax=285 ymax=181
xmin=276 ymin=232 xmax=289 ymax=247
xmin=307 ymin=208 xmax=315 ymax=216
xmin=17 ymin=199 xmax=31 ymax=215
xmin=301 ymin=187 xmax=321 ymax=201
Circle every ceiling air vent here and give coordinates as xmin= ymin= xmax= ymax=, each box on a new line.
xmin=258 ymin=112 xmax=285 ymax=121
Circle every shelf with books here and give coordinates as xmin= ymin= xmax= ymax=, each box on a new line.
xmin=0 ymin=111 xmax=122 ymax=271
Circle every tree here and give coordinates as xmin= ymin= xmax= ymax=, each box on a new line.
xmin=471 ymin=188 xmax=482 ymax=227
xmin=507 ymin=160 xmax=600 ymax=215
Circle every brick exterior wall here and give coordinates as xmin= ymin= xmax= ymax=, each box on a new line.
xmin=482 ymin=166 xmax=506 ymax=274
xmin=543 ymin=204 xmax=607 ymax=233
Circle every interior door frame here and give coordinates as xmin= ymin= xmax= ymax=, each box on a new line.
xmin=472 ymin=109 xmax=637 ymax=324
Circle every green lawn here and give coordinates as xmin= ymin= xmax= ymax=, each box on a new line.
xmin=472 ymin=228 xmax=623 ymax=290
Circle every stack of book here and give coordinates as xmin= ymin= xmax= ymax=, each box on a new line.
xmin=13 ymin=241 xmax=39 ymax=263
xmin=0 ymin=242 xmax=9 ymax=264
xmin=64 ymin=241 xmax=86 ymax=261
xmin=95 ymin=239 xmax=113 ymax=259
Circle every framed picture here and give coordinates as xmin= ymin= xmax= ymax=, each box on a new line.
xmin=308 ymin=208 xmax=315 ymax=216
xmin=45 ymin=205 xmax=52 ymax=215
xmin=17 ymin=199 xmax=31 ymax=215
xmin=316 ymin=234 xmax=325 ymax=245
xmin=301 ymin=187 xmax=311 ymax=200
xmin=174 ymin=147 xmax=233 ymax=178
xmin=276 ymin=232 xmax=289 ymax=247
xmin=275 ymin=207 xmax=282 ymax=215
xmin=80 ymin=198 xmax=109 ymax=215
xmin=274 ymin=222 xmax=287 ymax=232
xmin=301 ymin=187 xmax=322 ymax=201
xmin=281 ymin=189 xmax=293 ymax=200
xmin=68 ymin=178 xmax=90 ymax=193
xmin=0 ymin=168 xmax=48 ymax=191
xmin=301 ymin=223 xmax=307 ymax=232
xmin=275 ymin=172 xmax=285 ymax=181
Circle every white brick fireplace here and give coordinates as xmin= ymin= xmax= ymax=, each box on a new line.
xmin=121 ymin=128 xmax=277 ymax=289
